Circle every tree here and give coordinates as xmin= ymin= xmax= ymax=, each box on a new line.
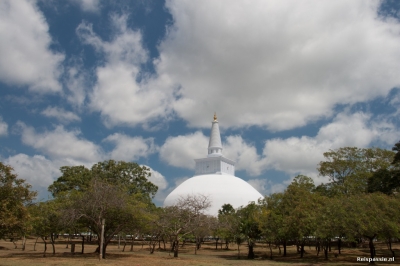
xmin=257 ymin=176 xmax=317 ymax=259
xmin=216 ymin=204 xmax=237 ymax=250
xmin=317 ymin=147 xmax=395 ymax=195
xmin=367 ymin=169 xmax=399 ymax=194
xmin=282 ymin=175 xmax=319 ymax=258
xmin=257 ymin=193 xmax=286 ymax=258
xmin=49 ymin=160 xmax=158 ymax=202
xmin=192 ymin=215 xmax=216 ymax=254
xmin=63 ymin=178 xmax=148 ymax=258
xmin=218 ymin=203 xmax=246 ymax=251
xmin=340 ymin=193 xmax=400 ymax=262
xmin=236 ymin=202 xmax=262 ymax=259
xmin=49 ymin=160 xmax=158 ymax=259
xmin=362 ymin=142 xmax=400 ymax=194
xmin=157 ymin=194 xmax=211 ymax=257
xmin=314 ymin=196 xmax=346 ymax=259
xmin=218 ymin=203 xmax=235 ymax=216
xmin=48 ymin=165 xmax=91 ymax=197
xmin=391 ymin=140 xmax=400 ymax=165
xmin=0 ymin=162 xmax=36 ymax=239
xmin=29 ymin=200 xmax=61 ymax=256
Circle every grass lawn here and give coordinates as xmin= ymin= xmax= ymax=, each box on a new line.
xmin=0 ymin=238 xmax=398 ymax=265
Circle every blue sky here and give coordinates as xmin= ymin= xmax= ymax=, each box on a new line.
xmin=1 ymin=0 xmax=400 ymax=205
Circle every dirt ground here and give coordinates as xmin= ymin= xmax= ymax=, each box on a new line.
xmin=0 ymin=238 xmax=398 ymax=266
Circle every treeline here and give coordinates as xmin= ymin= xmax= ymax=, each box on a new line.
xmin=217 ymin=145 xmax=400 ymax=260
xmin=1 ymin=143 xmax=400 ymax=261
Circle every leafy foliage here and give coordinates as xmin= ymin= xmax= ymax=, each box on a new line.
xmin=47 ymin=160 xmax=158 ymax=258
xmin=49 ymin=160 xmax=158 ymax=202
xmin=317 ymin=147 xmax=395 ymax=195
xmin=0 ymin=162 xmax=36 ymax=239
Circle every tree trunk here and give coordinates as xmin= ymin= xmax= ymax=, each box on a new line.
xmin=50 ymin=233 xmax=56 ymax=255
xmin=300 ymin=241 xmax=305 ymax=258
xmin=247 ymin=242 xmax=255 ymax=259
xmin=102 ymin=242 xmax=108 ymax=259
xmin=81 ymin=235 xmax=85 ymax=254
xmin=123 ymin=236 xmax=127 ymax=252
xmin=338 ymin=238 xmax=341 ymax=254
xmin=368 ymin=236 xmax=376 ymax=263
xmin=215 ymin=237 xmax=219 ymax=250
xmin=66 ymin=234 xmax=69 ymax=248
xmin=283 ymin=239 xmax=287 ymax=256
xmin=98 ymin=236 xmax=113 ymax=259
xmin=130 ymin=235 xmax=134 ymax=251
xmin=41 ymin=237 xmax=47 ymax=257
xmin=196 ymin=237 xmax=201 ymax=250
xmin=268 ymin=241 xmax=273 ymax=259
xmin=11 ymin=238 xmax=17 ymax=249
xmin=171 ymin=240 xmax=175 ymax=252
xmin=150 ymin=242 xmax=156 ymax=254
xmin=324 ymin=240 xmax=330 ymax=260
xmin=388 ymin=239 xmax=395 ymax=259
xmin=99 ymin=218 xmax=105 ymax=260
xmin=173 ymin=240 xmax=179 ymax=258
xmin=22 ymin=235 xmax=26 ymax=251
xmin=34 ymin=237 xmax=39 ymax=251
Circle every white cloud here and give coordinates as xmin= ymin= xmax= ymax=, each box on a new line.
xmin=17 ymin=122 xmax=103 ymax=164
xmin=262 ymin=111 xmax=400 ymax=183
xmin=142 ymin=165 xmax=169 ymax=205
xmin=104 ymin=133 xmax=157 ymax=161
xmin=0 ymin=117 xmax=8 ymax=137
xmin=69 ymin=0 xmax=100 ymax=13
xmin=5 ymin=154 xmax=61 ymax=191
xmin=76 ymin=15 xmax=174 ymax=128
xmin=223 ymin=135 xmax=266 ymax=176
xmin=145 ymin=166 xmax=168 ymax=191
xmin=247 ymin=178 xmax=286 ymax=196
xmin=64 ymin=62 xmax=88 ymax=108
xmin=247 ymin=178 xmax=267 ymax=195
xmin=0 ymin=0 xmax=64 ymax=92
xmin=159 ymin=130 xmax=266 ymax=175
xmin=158 ymin=111 xmax=399 ymax=185
xmin=41 ymin=106 xmax=81 ymax=124
xmin=159 ymin=131 xmax=208 ymax=169
xmin=157 ymin=0 xmax=400 ymax=130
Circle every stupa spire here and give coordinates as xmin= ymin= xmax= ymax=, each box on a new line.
xmin=194 ymin=114 xmax=235 ymax=176
xmin=208 ymin=113 xmax=223 ymax=157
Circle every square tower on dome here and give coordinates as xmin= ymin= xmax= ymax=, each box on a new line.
xmin=194 ymin=113 xmax=236 ymax=176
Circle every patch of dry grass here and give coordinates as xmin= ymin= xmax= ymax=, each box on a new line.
xmin=0 ymin=238 xmax=398 ymax=266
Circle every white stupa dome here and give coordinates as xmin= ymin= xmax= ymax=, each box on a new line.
xmin=163 ymin=114 xmax=263 ymax=216
xmin=164 ymin=174 xmax=263 ymax=216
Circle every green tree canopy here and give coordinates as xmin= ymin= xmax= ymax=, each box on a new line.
xmin=0 ymin=162 xmax=36 ymax=239
xmin=392 ymin=140 xmax=400 ymax=165
xmin=62 ymin=178 xmax=150 ymax=258
xmin=48 ymin=160 xmax=158 ymax=258
xmin=49 ymin=160 xmax=158 ymax=202
xmin=236 ymin=202 xmax=262 ymax=259
xmin=317 ymin=147 xmax=394 ymax=195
